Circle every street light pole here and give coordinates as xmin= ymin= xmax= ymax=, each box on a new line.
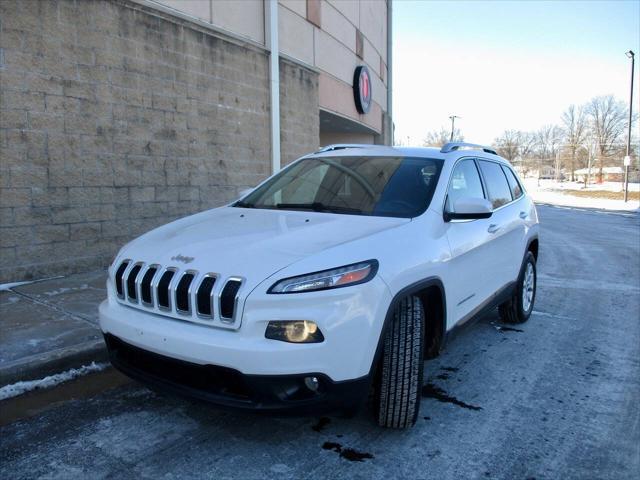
xmin=624 ymin=50 xmax=635 ymax=202
xmin=449 ymin=115 xmax=460 ymax=142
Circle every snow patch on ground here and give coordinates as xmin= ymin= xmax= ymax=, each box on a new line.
xmin=84 ymin=410 xmax=199 ymax=462
xmin=0 ymin=276 xmax=65 ymax=292
xmin=0 ymin=280 xmax=35 ymax=291
xmin=0 ymin=362 xmax=108 ymax=400
xmin=523 ymin=179 xmax=640 ymax=211
xmin=43 ymin=284 xmax=90 ymax=297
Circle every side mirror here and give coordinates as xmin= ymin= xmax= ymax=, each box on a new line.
xmin=444 ymin=197 xmax=493 ymax=221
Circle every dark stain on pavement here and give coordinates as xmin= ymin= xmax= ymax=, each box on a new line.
xmin=322 ymin=442 xmax=374 ymax=462
xmin=441 ymin=366 xmax=459 ymax=372
xmin=495 ymin=325 xmax=524 ymax=333
xmin=311 ymin=417 xmax=330 ymax=432
xmin=422 ymin=383 xmax=482 ymax=411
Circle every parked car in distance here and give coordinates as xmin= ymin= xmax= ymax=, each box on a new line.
xmin=99 ymin=142 xmax=539 ymax=428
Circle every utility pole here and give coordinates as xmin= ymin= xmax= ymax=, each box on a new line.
xmin=624 ymin=50 xmax=635 ymax=202
xmin=449 ymin=115 xmax=460 ymax=142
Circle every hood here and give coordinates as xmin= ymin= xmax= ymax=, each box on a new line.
xmin=117 ymin=206 xmax=409 ymax=290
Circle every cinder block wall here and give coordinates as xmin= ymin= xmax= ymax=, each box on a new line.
xmin=0 ymin=0 xmax=319 ymax=283
xmin=279 ymin=58 xmax=319 ymax=166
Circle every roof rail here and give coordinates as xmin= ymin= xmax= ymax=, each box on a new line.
xmin=315 ymin=143 xmax=379 ymax=153
xmin=440 ymin=142 xmax=498 ymax=155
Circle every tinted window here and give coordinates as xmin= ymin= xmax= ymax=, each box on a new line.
xmin=238 ymin=156 xmax=443 ymax=218
xmin=502 ymin=165 xmax=523 ymax=199
xmin=478 ymin=160 xmax=513 ymax=209
xmin=446 ymin=159 xmax=485 ymax=212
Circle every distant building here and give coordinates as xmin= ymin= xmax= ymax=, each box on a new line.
xmin=0 ymin=0 xmax=392 ymax=282
xmin=574 ymin=167 xmax=624 ymax=183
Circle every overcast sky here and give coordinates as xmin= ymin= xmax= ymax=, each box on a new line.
xmin=393 ymin=0 xmax=640 ymax=146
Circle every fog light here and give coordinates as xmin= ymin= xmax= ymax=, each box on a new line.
xmin=304 ymin=376 xmax=320 ymax=392
xmin=265 ymin=320 xmax=324 ymax=343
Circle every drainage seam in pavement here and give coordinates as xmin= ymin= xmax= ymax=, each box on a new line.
xmin=8 ymin=289 xmax=98 ymax=328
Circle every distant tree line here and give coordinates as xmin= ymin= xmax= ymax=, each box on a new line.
xmin=418 ymin=94 xmax=637 ymax=183
xmin=492 ymin=95 xmax=637 ymax=182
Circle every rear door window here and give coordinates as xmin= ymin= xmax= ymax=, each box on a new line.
xmin=478 ymin=160 xmax=513 ymax=209
xmin=501 ymin=165 xmax=523 ymax=200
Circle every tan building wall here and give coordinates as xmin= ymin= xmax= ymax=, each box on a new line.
xmin=0 ymin=0 xmax=319 ymax=283
xmin=153 ymin=0 xmax=389 ymax=141
xmin=0 ymin=0 xmax=387 ymax=282
xmin=156 ymin=0 xmax=266 ymax=44
xmin=320 ymin=130 xmax=375 ymax=145
xmin=279 ymin=0 xmax=388 ymax=140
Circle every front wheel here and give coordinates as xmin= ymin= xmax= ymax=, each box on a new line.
xmin=374 ymin=296 xmax=425 ymax=428
xmin=499 ymin=251 xmax=537 ymax=324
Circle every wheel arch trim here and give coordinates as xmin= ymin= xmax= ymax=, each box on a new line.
xmin=526 ymin=235 xmax=539 ymax=260
xmin=367 ymin=276 xmax=446 ymax=378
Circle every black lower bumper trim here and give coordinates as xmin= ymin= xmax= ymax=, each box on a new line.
xmin=104 ymin=334 xmax=370 ymax=414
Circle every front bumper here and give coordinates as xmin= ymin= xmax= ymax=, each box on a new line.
xmin=99 ymin=275 xmax=392 ymax=381
xmin=105 ymin=333 xmax=370 ymax=413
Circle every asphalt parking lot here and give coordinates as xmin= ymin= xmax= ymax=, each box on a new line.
xmin=1 ymin=204 xmax=639 ymax=480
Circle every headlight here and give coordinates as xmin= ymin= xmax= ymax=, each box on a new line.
xmin=265 ymin=320 xmax=324 ymax=343
xmin=267 ymin=260 xmax=378 ymax=294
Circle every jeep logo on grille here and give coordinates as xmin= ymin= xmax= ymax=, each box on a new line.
xmin=171 ymin=254 xmax=194 ymax=264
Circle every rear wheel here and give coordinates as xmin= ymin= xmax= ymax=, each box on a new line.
xmin=375 ymin=296 xmax=425 ymax=428
xmin=499 ymin=251 xmax=537 ymax=324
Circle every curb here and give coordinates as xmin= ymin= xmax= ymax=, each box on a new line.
xmin=0 ymin=339 xmax=108 ymax=387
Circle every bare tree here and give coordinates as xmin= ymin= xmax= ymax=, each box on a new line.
xmin=492 ymin=130 xmax=537 ymax=175
xmin=518 ymin=131 xmax=537 ymax=159
xmin=535 ymin=124 xmax=563 ymax=160
xmin=561 ymin=105 xmax=588 ymax=181
xmin=493 ymin=130 xmax=521 ymax=162
xmin=422 ymin=128 xmax=463 ymax=148
xmin=532 ymin=125 xmax=562 ymax=179
xmin=586 ymin=95 xmax=628 ymax=181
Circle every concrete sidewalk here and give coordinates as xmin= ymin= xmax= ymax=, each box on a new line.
xmin=0 ymin=271 xmax=108 ymax=387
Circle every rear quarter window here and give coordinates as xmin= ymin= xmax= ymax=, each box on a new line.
xmin=501 ymin=165 xmax=524 ymax=200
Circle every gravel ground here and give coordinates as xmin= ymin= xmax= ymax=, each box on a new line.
xmin=1 ymin=204 xmax=639 ymax=480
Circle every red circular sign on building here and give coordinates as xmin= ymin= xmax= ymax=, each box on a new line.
xmin=353 ymin=65 xmax=372 ymax=114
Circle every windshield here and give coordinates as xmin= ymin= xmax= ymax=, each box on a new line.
xmin=235 ymin=156 xmax=443 ymax=218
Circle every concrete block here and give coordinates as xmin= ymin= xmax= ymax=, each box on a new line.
xmin=0 ymin=188 xmax=31 ymax=208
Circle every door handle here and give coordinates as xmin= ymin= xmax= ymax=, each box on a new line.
xmin=488 ymin=224 xmax=500 ymax=234
xmin=519 ymin=211 xmax=528 ymax=219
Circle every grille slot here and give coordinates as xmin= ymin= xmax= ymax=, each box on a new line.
xmin=196 ymin=276 xmax=216 ymax=317
xmin=220 ymin=279 xmax=242 ymax=320
xmin=115 ymin=261 xmax=129 ymax=298
xmin=140 ymin=266 xmax=158 ymax=305
xmin=157 ymin=270 xmax=176 ymax=310
xmin=127 ymin=264 xmax=142 ymax=301
xmin=175 ymin=273 xmax=195 ymax=313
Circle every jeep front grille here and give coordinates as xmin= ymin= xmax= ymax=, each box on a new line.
xmin=115 ymin=261 xmax=129 ymax=297
xmin=140 ymin=266 xmax=157 ymax=305
xmin=196 ymin=276 xmax=216 ymax=316
xmin=127 ymin=264 xmax=142 ymax=301
xmin=112 ymin=259 xmax=244 ymax=329
xmin=157 ymin=269 xmax=175 ymax=310
xmin=175 ymin=272 xmax=195 ymax=313
xmin=220 ymin=279 xmax=242 ymax=319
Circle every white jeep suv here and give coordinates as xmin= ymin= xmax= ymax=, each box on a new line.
xmin=99 ymin=142 xmax=539 ymax=428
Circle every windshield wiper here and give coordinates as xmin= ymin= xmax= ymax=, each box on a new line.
xmin=275 ymin=202 xmax=363 ymax=214
xmin=235 ymin=201 xmax=255 ymax=208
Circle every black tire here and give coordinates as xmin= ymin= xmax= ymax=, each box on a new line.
xmin=499 ymin=251 xmax=537 ymax=324
xmin=375 ymin=296 xmax=425 ymax=428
